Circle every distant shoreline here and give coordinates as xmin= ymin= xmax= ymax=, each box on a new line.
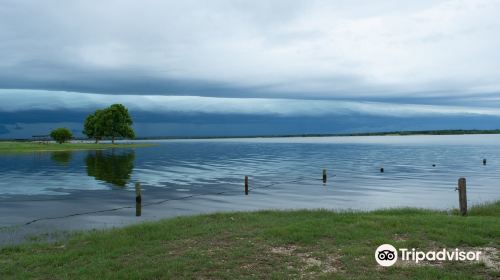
xmin=133 ymin=129 xmax=500 ymax=140
xmin=2 ymin=129 xmax=500 ymax=142
xmin=0 ymin=142 xmax=155 ymax=153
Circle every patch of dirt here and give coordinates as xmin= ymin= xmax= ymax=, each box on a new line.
xmin=396 ymin=259 xmax=445 ymax=268
xmin=165 ymin=239 xmax=199 ymax=257
xmin=393 ymin=233 xmax=409 ymax=242
xmin=476 ymin=247 xmax=499 ymax=271
xmin=271 ymin=245 xmax=297 ymax=255
xmin=270 ymin=245 xmax=342 ymax=275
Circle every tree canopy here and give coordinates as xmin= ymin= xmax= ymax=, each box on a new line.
xmin=83 ymin=109 xmax=104 ymax=143
xmin=50 ymin=128 xmax=73 ymax=144
xmin=83 ymin=104 xmax=135 ymax=144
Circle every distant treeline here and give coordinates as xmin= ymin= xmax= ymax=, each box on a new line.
xmin=3 ymin=129 xmax=500 ymax=142
xmin=134 ymin=129 xmax=500 ymax=140
xmin=336 ymin=129 xmax=500 ymax=137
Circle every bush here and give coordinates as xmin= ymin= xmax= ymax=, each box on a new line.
xmin=50 ymin=128 xmax=73 ymax=144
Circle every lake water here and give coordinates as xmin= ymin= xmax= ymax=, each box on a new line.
xmin=1 ymin=135 xmax=500 ymax=243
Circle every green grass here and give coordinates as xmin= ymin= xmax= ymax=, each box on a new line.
xmin=1 ymin=202 xmax=499 ymax=279
xmin=0 ymin=141 xmax=155 ymax=153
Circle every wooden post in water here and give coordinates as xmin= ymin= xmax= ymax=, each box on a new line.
xmin=380 ymin=167 xmax=384 ymax=173
xmin=457 ymin=178 xmax=467 ymax=216
xmin=322 ymin=169 xmax=327 ymax=183
xmin=483 ymin=159 xmax=487 ymax=165
xmin=245 ymin=176 xmax=249 ymax=195
xmin=135 ymin=182 xmax=142 ymax=217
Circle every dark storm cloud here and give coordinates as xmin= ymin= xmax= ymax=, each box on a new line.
xmin=2 ymin=111 xmax=500 ymax=139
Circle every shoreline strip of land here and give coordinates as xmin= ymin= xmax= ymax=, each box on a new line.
xmin=1 ymin=201 xmax=498 ymax=279
xmin=0 ymin=142 xmax=156 ymax=153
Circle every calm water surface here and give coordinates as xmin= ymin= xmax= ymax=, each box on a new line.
xmin=1 ymin=135 xmax=499 ymax=243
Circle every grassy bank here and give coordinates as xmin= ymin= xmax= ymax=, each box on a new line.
xmin=0 ymin=141 xmax=155 ymax=153
xmin=1 ymin=202 xmax=499 ymax=279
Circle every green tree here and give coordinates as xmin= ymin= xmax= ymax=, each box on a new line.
xmin=82 ymin=104 xmax=135 ymax=144
xmin=83 ymin=109 xmax=105 ymax=143
xmin=50 ymin=128 xmax=73 ymax=144
xmin=101 ymin=104 xmax=135 ymax=144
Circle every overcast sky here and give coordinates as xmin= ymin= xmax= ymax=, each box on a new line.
xmin=1 ymin=0 xmax=500 ymax=137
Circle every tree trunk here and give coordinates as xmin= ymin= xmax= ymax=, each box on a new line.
xmin=112 ymin=136 xmax=115 ymax=144
xmin=95 ymin=138 xmax=98 ymax=144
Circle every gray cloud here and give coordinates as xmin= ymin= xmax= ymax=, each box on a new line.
xmin=1 ymin=0 xmax=499 ymax=99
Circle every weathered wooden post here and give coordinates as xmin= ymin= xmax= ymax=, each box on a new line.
xmin=483 ymin=159 xmax=487 ymax=165
xmin=245 ymin=176 xmax=249 ymax=195
xmin=457 ymin=178 xmax=467 ymax=216
xmin=135 ymin=182 xmax=142 ymax=217
xmin=135 ymin=182 xmax=142 ymax=203
xmin=322 ymin=169 xmax=327 ymax=183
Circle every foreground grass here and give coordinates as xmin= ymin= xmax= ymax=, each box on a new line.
xmin=1 ymin=202 xmax=499 ymax=279
xmin=0 ymin=141 xmax=155 ymax=153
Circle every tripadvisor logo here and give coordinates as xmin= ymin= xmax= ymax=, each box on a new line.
xmin=375 ymin=244 xmax=398 ymax=266
xmin=375 ymin=244 xmax=482 ymax=267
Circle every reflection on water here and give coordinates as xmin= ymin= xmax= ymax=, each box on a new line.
xmin=50 ymin=151 xmax=72 ymax=165
xmin=85 ymin=150 xmax=135 ymax=187
xmin=1 ymin=135 xmax=500 ymax=211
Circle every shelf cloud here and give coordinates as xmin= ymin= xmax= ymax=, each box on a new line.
xmin=2 ymin=89 xmax=500 ymax=118
xmin=1 ymin=0 xmax=500 ymax=137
